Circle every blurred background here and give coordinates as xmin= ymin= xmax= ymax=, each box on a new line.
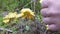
xmin=0 ymin=0 xmax=60 ymax=34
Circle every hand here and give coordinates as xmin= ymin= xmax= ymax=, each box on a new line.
xmin=41 ymin=0 xmax=60 ymax=31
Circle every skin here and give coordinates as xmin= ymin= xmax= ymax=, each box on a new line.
xmin=41 ymin=0 xmax=60 ymax=31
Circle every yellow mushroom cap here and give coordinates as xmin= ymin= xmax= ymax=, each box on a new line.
xmin=20 ymin=8 xmax=35 ymax=16
xmin=20 ymin=8 xmax=35 ymax=19
xmin=3 ymin=12 xmax=17 ymax=19
xmin=3 ymin=19 xmax=9 ymax=23
xmin=8 ymin=12 xmax=17 ymax=18
xmin=3 ymin=15 xmax=9 ymax=19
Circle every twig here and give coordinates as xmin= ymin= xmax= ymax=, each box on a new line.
xmin=0 ymin=28 xmax=12 ymax=33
